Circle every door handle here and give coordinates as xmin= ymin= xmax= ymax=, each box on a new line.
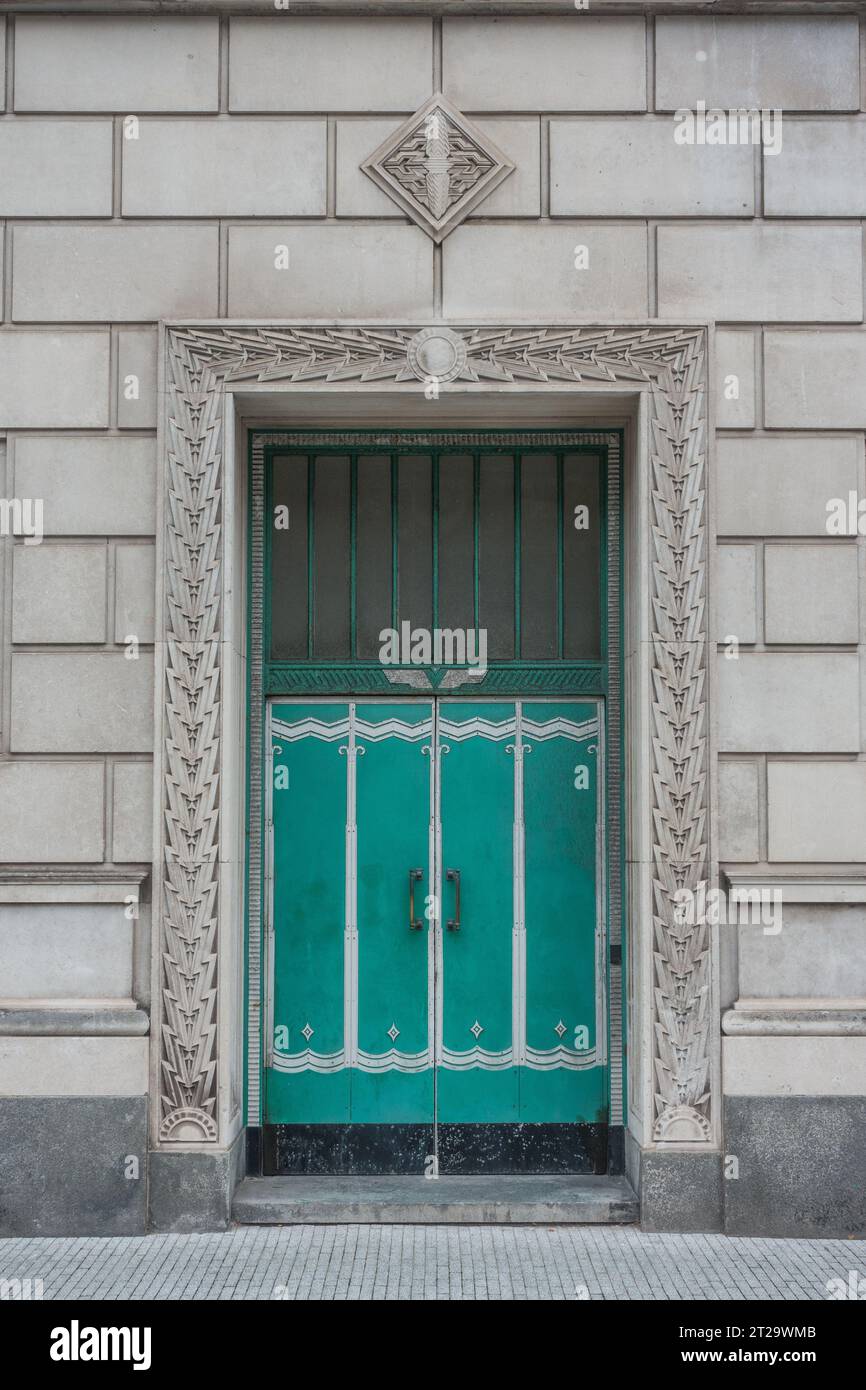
xmin=409 ymin=868 xmax=424 ymax=930
xmin=446 ymin=868 xmax=461 ymax=931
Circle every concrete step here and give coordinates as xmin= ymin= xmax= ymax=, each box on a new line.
xmin=232 ymin=1175 xmax=638 ymax=1225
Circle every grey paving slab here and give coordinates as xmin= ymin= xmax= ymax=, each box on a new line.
xmin=0 ymin=1226 xmax=862 ymax=1301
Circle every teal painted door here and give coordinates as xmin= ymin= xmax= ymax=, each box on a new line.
xmin=268 ymin=701 xmax=434 ymax=1126
xmin=438 ymin=700 xmax=605 ymax=1129
xmin=265 ymin=696 xmax=606 ymax=1171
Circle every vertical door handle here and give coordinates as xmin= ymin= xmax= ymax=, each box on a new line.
xmin=409 ymin=868 xmax=424 ymax=930
xmin=446 ymin=868 xmax=461 ymax=930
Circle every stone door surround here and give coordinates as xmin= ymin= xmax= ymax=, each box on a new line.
xmin=156 ymin=322 xmax=714 ymax=1157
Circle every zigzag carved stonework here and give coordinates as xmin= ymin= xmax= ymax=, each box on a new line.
xmin=159 ymin=323 xmax=711 ymax=1147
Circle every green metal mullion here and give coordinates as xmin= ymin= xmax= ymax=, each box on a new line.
xmin=307 ymin=455 xmax=315 ymax=660
xmin=390 ymin=453 xmax=398 ymax=630
xmin=432 ymin=451 xmax=440 ymax=631
xmin=513 ymin=452 xmax=522 ymax=660
xmin=472 ymin=450 xmax=480 ymax=631
xmin=349 ymin=453 xmax=358 ymax=660
xmin=263 ymin=449 xmax=273 ymax=664
xmin=556 ymin=451 xmax=565 ymax=659
xmin=600 ymin=442 xmax=610 ymax=666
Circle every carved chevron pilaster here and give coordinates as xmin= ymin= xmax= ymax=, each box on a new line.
xmin=160 ymin=322 xmax=711 ymax=1146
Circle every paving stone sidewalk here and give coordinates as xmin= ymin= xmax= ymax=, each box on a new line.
xmin=1 ymin=1225 xmax=863 ymax=1300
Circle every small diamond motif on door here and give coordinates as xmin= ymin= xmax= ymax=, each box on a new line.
xmin=470 ymin=1020 xmax=484 ymax=1039
xmin=387 ymin=1023 xmax=400 ymax=1042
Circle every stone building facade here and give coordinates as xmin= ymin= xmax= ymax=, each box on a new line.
xmin=0 ymin=0 xmax=864 ymax=1238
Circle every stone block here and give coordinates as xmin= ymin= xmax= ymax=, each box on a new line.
xmin=11 ymin=652 xmax=154 ymax=753
xmin=714 ymin=330 xmax=756 ymax=429
xmin=0 ymin=120 xmax=112 ymax=215
xmin=112 ymin=762 xmax=154 ymax=864
xmin=14 ymin=16 xmax=219 ymax=112
xmin=114 ymin=544 xmax=155 ymax=645
xmin=12 ymin=224 xmax=219 ymax=322
xmin=723 ymin=1036 xmax=866 ymax=1095
xmin=716 ymin=545 xmax=757 ymax=644
xmin=0 ymin=902 xmax=133 ymax=1002
xmin=149 ymin=1133 xmax=245 ymax=1233
xmin=550 ymin=118 xmax=753 ymax=216
xmin=443 ymin=17 xmax=646 ymax=112
xmin=639 ymin=1151 xmax=723 ymax=1234
xmin=737 ymin=904 xmax=866 ymax=1000
xmin=0 ymin=332 xmax=109 ymax=428
xmin=655 ymin=17 xmax=860 ymax=111
xmin=0 ymin=761 xmax=104 ymax=863
xmin=14 ymin=436 xmax=155 ymax=536
xmin=0 ymin=1097 xmax=147 ymax=1236
xmin=658 ymin=224 xmax=862 ymax=323
xmin=122 ymin=119 xmax=326 ymax=216
xmin=715 ymin=436 xmax=862 ymax=537
xmin=765 ymin=119 xmax=866 ymax=216
xmin=768 ymin=761 xmax=866 ymax=862
xmin=724 ymin=1096 xmax=866 ymax=1238
xmin=116 ymin=329 xmax=157 ymax=430
xmin=764 ymin=332 xmax=866 ymax=428
xmin=442 ymin=224 xmax=647 ymax=320
xmin=227 ymin=225 xmax=434 ymax=318
xmin=12 ymin=544 xmax=107 ymax=644
xmin=764 ymin=543 xmax=859 ymax=644
xmin=717 ymin=652 xmax=859 ymax=753
xmin=0 ymin=1037 xmax=148 ymax=1096
xmin=229 ymin=17 xmax=432 ymax=112
xmin=718 ymin=761 xmax=760 ymax=863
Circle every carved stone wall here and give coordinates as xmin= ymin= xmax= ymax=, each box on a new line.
xmin=158 ymin=323 xmax=711 ymax=1147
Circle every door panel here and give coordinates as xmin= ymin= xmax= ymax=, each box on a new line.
xmin=353 ymin=702 xmax=433 ymax=1122
xmin=268 ymin=702 xmax=351 ymax=1123
xmin=438 ymin=702 xmax=517 ymax=1123
xmin=266 ymin=700 xmax=434 ymax=1144
xmin=437 ymin=699 xmax=606 ymax=1157
xmin=520 ymin=702 xmax=605 ymax=1124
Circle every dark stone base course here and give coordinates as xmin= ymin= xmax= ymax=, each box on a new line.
xmin=638 ymin=1150 xmax=724 ymax=1234
xmin=148 ymin=1129 xmax=245 ymax=1233
xmin=0 ymin=1097 xmax=147 ymax=1237
xmin=3 ymin=1100 xmax=865 ymax=1236
xmin=724 ymin=1096 xmax=866 ymax=1239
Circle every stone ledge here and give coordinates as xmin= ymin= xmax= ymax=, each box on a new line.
xmin=724 ymin=872 xmax=866 ymax=905
xmin=723 ymin=1005 xmax=866 ymax=1036
xmin=0 ymin=1007 xmax=149 ymax=1036
xmin=0 ymin=867 xmax=149 ymax=905
xmin=7 ymin=3 xmax=860 ymax=14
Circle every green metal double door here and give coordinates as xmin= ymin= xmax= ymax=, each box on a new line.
xmin=265 ymin=695 xmax=608 ymax=1174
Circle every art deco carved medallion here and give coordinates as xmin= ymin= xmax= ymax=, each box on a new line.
xmin=361 ymin=94 xmax=515 ymax=241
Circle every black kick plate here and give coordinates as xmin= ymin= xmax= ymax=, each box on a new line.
xmin=262 ymin=1122 xmax=607 ymax=1176
xmin=438 ymin=1123 xmax=606 ymax=1175
xmin=264 ymin=1124 xmax=434 ymax=1176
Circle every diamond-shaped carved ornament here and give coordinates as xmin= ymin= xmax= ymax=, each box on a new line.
xmin=361 ymin=94 xmax=515 ymax=243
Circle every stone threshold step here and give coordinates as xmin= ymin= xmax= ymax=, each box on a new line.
xmin=233 ymin=1175 xmax=638 ymax=1225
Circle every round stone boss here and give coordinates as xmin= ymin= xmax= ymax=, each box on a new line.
xmin=407 ymin=326 xmax=467 ymax=384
